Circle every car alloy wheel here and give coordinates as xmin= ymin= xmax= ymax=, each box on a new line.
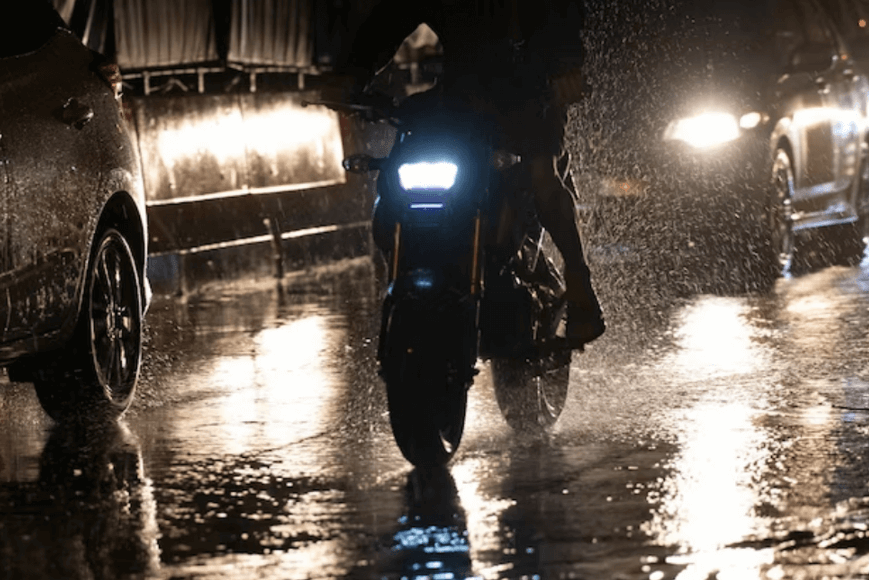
xmin=33 ymin=228 xmax=142 ymax=421
xmin=770 ymin=149 xmax=796 ymax=275
xmin=87 ymin=228 xmax=142 ymax=405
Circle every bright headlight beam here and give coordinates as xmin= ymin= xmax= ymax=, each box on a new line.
xmin=398 ymin=162 xmax=458 ymax=190
xmin=739 ymin=111 xmax=763 ymax=130
xmin=664 ymin=112 xmax=741 ymax=149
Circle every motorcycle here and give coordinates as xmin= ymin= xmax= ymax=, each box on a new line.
xmin=309 ymin=91 xmax=574 ymax=466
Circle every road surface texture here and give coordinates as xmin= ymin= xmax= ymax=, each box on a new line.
xmin=4 ymin=249 xmax=869 ymax=579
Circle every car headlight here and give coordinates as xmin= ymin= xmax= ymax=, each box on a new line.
xmin=663 ymin=112 xmax=741 ymax=149
xmin=398 ymin=161 xmax=458 ymax=191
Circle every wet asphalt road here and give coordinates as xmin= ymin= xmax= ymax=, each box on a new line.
xmin=5 ymin=249 xmax=869 ymax=579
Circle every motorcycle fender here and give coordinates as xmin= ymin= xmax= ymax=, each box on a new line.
xmin=479 ymin=273 xmax=535 ymax=358
xmin=379 ymin=294 xmax=479 ymax=387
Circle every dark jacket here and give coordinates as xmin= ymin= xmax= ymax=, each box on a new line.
xmin=339 ymin=0 xmax=585 ymax=102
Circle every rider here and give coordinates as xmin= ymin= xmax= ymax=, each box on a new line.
xmin=338 ymin=0 xmax=605 ymax=348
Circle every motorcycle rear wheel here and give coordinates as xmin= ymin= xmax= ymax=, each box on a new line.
xmin=491 ymin=352 xmax=570 ymax=435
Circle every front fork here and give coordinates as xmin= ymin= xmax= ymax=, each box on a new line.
xmin=377 ymin=213 xmax=484 ymax=365
xmin=384 ymin=213 xmax=483 ymax=290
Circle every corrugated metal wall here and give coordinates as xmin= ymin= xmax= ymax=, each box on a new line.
xmin=56 ymin=0 xmax=318 ymax=70
xmin=114 ymin=0 xmax=219 ymax=69
xmin=132 ymin=91 xmax=345 ymax=205
xmin=228 ymin=0 xmax=313 ymax=67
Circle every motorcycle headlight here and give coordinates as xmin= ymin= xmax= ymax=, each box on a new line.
xmin=398 ymin=161 xmax=458 ymax=191
xmin=663 ymin=112 xmax=741 ymax=149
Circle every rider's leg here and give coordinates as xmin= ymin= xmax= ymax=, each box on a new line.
xmin=528 ymin=152 xmax=605 ymax=346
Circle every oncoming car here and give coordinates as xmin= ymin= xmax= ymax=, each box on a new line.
xmin=0 ymin=4 xmax=149 ymax=420
xmin=576 ymin=0 xmax=869 ymax=290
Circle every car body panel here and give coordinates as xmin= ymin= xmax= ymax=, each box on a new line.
xmin=0 ymin=24 xmax=147 ymax=364
xmin=823 ymin=0 xmax=869 ymax=221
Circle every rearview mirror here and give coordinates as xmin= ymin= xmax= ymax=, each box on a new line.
xmin=343 ymin=154 xmax=382 ymax=173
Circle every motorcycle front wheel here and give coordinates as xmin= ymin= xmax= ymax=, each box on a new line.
xmin=491 ymin=351 xmax=571 ymax=435
xmin=385 ymin=350 xmax=467 ymax=466
xmin=381 ymin=310 xmax=470 ymax=466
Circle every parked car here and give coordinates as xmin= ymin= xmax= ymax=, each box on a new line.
xmin=0 ymin=4 xmax=149 ymax=420
xmin=575 ymin=0 xmax=869 ymax=289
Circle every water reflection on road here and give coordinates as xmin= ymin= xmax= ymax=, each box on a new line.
xmin=5 ymin=257 xmax=869 ymax=578
xmin=131 ymin=261 xmax=404 ymax=579
xmin=1 ymin=418 xmax=160 ymax=578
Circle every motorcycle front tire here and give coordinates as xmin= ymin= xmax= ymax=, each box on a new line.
xmin=382 ymin=309 xmax=469 ymax=467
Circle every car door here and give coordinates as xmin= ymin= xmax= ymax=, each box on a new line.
xmin=0 ymin=21 xmax=104 ymax=344
xmin=784 ymin=0 xmax=862 ymax=219
xmin=826 ymin=0 xmax=869 ymax=216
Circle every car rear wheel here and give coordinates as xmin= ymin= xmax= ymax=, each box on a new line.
xmin=34 ymin=228 xmax=143 ymax=421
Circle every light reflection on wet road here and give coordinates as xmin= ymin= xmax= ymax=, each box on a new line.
xmin=5 ymin=256 xmax=869 ymax=579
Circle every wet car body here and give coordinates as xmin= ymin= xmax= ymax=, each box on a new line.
xmin=577 ymin=0 xmax=869 ymax=286
xmin=0 ymin=6 xmax=148 ymax=419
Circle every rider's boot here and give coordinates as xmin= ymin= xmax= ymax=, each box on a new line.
xmin=529 ymin=151 xmax=605 ymax=348
xmin=564 ymin=266 xmax=605 ymax=348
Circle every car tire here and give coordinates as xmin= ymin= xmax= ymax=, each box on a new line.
xmin=765 ymin=149 xmax=797 ymax=279
xmin=33 ymin=228 xmax=143 ymax=422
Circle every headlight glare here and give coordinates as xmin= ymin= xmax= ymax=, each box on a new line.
xmin=398 ymin=162 xmax=458 ymax=191
xmin=739 ymin=111 xmax=763 ymax=130
xmin=664 ymin=112 xmax=741 ymax=149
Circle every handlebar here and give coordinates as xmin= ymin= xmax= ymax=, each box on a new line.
xmin=301 ymin=98 xmax=402 ymax=127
